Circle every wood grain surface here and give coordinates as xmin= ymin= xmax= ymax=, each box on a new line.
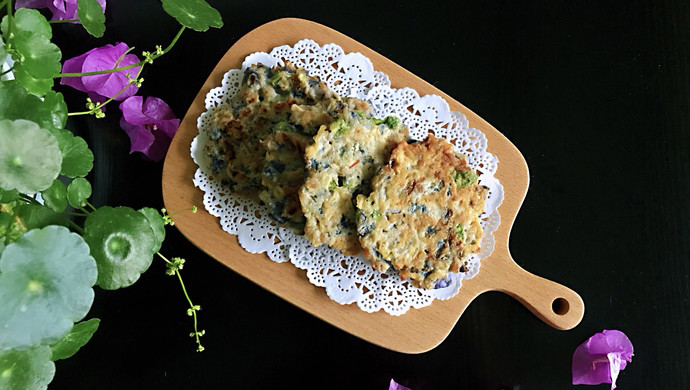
xmin=161 ymin=17 xmax=584 ymax=353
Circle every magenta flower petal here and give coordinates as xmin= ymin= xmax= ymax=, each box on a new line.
xmin=120 ymin=118 xmax=154 ymax=155
xmin=60 ymin=47 xmax=100 ymax=92
xmin=572 ymin=330 xmax=633 ymax=389
xmin=119 ymin=96 xmax=180 ymax=162
xmin=15 ymin=0 xmax=50 ymax=9
xmin=61 ymin=43 xmax=141 ymax=102
xmin=16 ymin=0 xmax=105 ymax=20
xmin=389 ymin=379 xmax=413 ymax=390
xmin=81 ymin=43 xmax=140 ymax=100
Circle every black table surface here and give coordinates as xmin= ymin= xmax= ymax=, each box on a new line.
xmin=48 ymin=1 xmax=689 ymax=389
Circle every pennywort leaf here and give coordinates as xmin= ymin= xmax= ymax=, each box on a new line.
xmin=13 ymin=31 xmax=62 ymax=79
xmin=13 ymin=203 xmax=69 ymax=231
xmin=40 ymin=179 xmax=68 ymax=213
xmin=0 ymin=226 xmax=98 ymax=351
xmin=48 ymin=128 xmax=93 ymax=178
xmin=0 ymin=345 xmax=55 ymax=390
xmin=138 ymin=207 xmax=166 ymax=254
xmin=77 ymin=0 xmax=106 ymax=38
xmin=10 ymin=62 xmax=55 ymax=96
xmin=9 ymin=8 xmax=53 ymax=39
xmin=84 ymin=206 xmax=156 ymax=290
xmin=3 ymin=9 xmax=62 ymax=90
xmin=0 ymin=119 xmax=61 ymax=193
xmin=161 ymin=0 xmax=223 ymax=32
xmin=50 ymin=318 xmax=100 ymax=361
xmin=42 ymin=90 xmax=68 ymax=130
xmin=0 ymin=188 xmax=18 ymax=203
xmin=0 ymin=81 xmax=66 ymax=130
xmin=66 ymin=177 xmax=91 ymax=208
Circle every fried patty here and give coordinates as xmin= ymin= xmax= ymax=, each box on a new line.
xmin=356 ymin=135 xmax=487 ymax=289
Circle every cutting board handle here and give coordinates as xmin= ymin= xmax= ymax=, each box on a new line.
xmin=489 ymin=257 xmax=585 ymax=330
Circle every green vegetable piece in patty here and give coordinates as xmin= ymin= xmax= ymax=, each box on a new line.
xmin=372 ymin=115 xmax=400 ymax=129
xmin=273 ymin=121 xmax=294 ymax=133
xmin=454 ymin=223 xmax=464 ymax=240
xmin=268 ymin=72 xmax=282 ymax=86
xmin=330 ymin=118 xmax=352 ymax=137
xmin=371 ymin=210 xmax=381 ymax=221
xmin=452 ymin=169 xmax=478 ymax=189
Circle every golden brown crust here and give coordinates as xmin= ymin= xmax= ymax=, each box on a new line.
xmin=356 ymin=135 xmax=487 ymax=289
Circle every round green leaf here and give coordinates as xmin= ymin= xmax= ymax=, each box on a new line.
xmin=42 ymin=91 xmax=68 ymax=130
xmin=11 ymin=62 xmax=54 ymax=97
xmin=84 ymin=206 xmax=156 ymax=290
xmin=161 ymin=0 xmax=223 ymax=32
xmin=11 ymin=8 xmax=52 ymax=39
xmin=77 ymin=0 xmax=106 ymax=38
xmin=59 ymin=134 xmax=93 ymax=178
xmin=0 ymin=188 xmax=18 ymax=203
xmin=41 ymin=179 xmax=67 ymax=213
xmin=0 ymin=82 xmax=66 ymax=129
xmin=0 ymin=226 xmax=97 ymax=351
xmin=47 ymin=128 xmax=93 ymax=178
xmin=0 ymin=119 xmax=61 ymax=193
xmin=0 ymin=345 xmax=55 ymax=390
xmin=138 ymin=207 xmax=166 ymax=254
xmin=13 ymin=203 xmax=68 ymax=231
xmin=50 ymin=318 xmax=100 ymax=361
xmin=66 ymin=177 xmax=91 ymax=208
xmin=14 ymin=32 xmax=61 ymax=79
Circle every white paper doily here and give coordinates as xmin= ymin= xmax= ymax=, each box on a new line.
xmin=191 ymin=39 xmax=504 ymax=315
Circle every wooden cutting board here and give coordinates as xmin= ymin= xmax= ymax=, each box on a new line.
xmin=161 ymin=17 xmax=584 ymax=354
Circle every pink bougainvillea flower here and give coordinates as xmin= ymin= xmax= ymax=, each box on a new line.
xmin=389 ymin=379 xmax=413 ymax=390
xmin=16 ymin=0 xmax=106 ymax=21
xmin=572 ymin=330 xmax=633 ymax=389
xmin=61 ymin=42 xmax=141 ymax=103
xmin=119 ymin=96 xmax=180 ymax=162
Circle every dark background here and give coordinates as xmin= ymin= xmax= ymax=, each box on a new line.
xmin=48 ymin=0 xmax=688 ymax=389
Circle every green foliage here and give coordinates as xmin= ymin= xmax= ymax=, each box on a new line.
xmin=0 ymin=226 xmax=97 ymax=351
xmin=0 ymin=119 xmax=62 ymax=193
xmin=50 ymin=318 xmax=100 ymax=361
xmin=0 ymin=188 xmax=18 ymax=203
xmin=41 ymin=179 xmax=67 ymax=213
xmin=138 ymin=207 xmax=166 ymax=254
xmin=48 ymin=128 xmax=93 ymax=178
xmin=0 ymin=1 xmax=221 ymax=385
xmin=66 ymin=177 xmax=91 ymax=208
xmin=11 ymin=62 xmax=55 ymax=96
xmin=1 ymin=9 xmax=61 ymax=95
xmin=13 ymin=203 xmax=68 ymax=232
xmin=83 ymin=206 xmax=156 ymax=290
xmin=161 ymin=0 xmax=223 ymax=32
xmin=77 ymin=0 xmax=106 ymax=38
xmin=0 ymin=82 xmax=67 ymax=130
xmin=0 ymin=345 xmax=55 ymax=390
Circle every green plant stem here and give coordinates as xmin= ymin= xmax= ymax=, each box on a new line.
xmin=55 ymin=26 xmax=186 ymax=79
xmin=85 ymin=201 xmax=97 ymax=212
xmin=0 ymin=66 xmax=14 ymax=77
xmin=67 ymin=48 xmax=148 ymax=116
xmin=65 ymin=211 xmax=89 ymax=217
xmin=18 ymin=193 xmax=40 ymax=205
xmin=65 ymin=218 xmax=84 ymax=234
xmin=158 ymin=252 xmax=204 ymax=352
xmin=48 ymin=19 xmax=79 ymax=24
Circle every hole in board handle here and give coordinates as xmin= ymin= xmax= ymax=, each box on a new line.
xmin=552 ymin=297 xmax=570 ymax=316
